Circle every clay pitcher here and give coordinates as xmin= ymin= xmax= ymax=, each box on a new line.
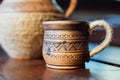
xmin=0 ymin=0 xmax=77 ymax=59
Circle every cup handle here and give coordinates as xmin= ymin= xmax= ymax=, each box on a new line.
xmin=89 ymin=20 xmax=113 ymax=57
xmin=52 ymin=0 xmax=77 ymax=18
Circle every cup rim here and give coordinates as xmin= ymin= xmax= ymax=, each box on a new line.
xmin=42 ymin=20 xmax=88 ymax=25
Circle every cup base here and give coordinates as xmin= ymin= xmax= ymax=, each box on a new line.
xmin=46 ymin=64 xmax=85 ymax=70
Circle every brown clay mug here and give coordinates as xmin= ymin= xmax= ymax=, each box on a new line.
xmin=42 ymin=20 xmax=113 ymax=69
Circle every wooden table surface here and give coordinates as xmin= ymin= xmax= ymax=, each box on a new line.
xmin=0 ymin=46 xmax=120 ymax=80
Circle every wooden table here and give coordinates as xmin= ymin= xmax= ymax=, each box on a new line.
xmin=0 ymin=44 xmax=120 ymax=80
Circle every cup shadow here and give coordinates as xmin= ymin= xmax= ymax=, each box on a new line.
xmin=42 ymin=67 xmax=96 ymax=80
xmin=0 ymin=47 xmax=9 ymax=58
